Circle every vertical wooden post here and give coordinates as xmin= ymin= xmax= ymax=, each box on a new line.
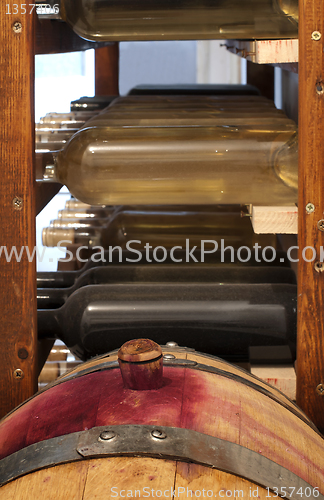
xmin=297 ymin=0 xmax=324 ymax=432
xmin=246 ymin=61 xmax=274 ymax=100
xmin=95 ymin=44 xmax=119 ymax=96
xmin=0 ymin=3 xmax=37 ymax=417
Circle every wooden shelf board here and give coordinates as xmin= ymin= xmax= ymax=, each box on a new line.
xmin=224 ymin=39 xmax=298 ymax=73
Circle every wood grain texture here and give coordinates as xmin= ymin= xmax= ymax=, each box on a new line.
xmin=297 ymin=0 xmax=324 ymax=432
xmin=0 ymin=459 xmax=276 ymax=500
xmin=251 ymin=364 xmax=296 ymax=400
xmin=83 ymin=457 xmax=176 ymax=500
xmin=187 ymin=353 xmax=299 ymax=414
xmin=175 ymin=463 xmax=269 ymax=500
xmin=0 ymin=2 xmax=38 ymax=418
xmin=95 ymin=44 xmax=119 ymax=96
xmin=251 ymin=206 xmax=298 ymax=234
xmin=0 ymin=461 xmax=89 ymax=500
xmin=226 ymin=39 xmax=298 ymax=64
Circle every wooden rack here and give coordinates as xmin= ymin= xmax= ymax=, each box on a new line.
xmin=0 ymin=0 xmax=323 ymax=433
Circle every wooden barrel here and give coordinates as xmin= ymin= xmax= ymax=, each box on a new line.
xmin=0 ymin=341 xmax=323 ymax=500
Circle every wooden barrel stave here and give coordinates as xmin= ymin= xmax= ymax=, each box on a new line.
xmin=0 ymin=458 xmax=275 ymax=500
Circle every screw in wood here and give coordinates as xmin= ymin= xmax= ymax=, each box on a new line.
xmin=314 ymin=262 xmax=324 ymax=273
xmin=12 ymin=22 xmax=22 ymax=34
xmin=316 ymin=384 xmax=324 ymax=396
xmin=13 ymin=197 xmax=23 ymax=210
xmin=317 ymin=220 xmax=324 ymax=231
xmin=316 ymin=82 xmax=324 ymax=95
xmin=306 ymin=203 xmax=315 ymax=213
xmin=13 ymin=369 xmax=24 ymax=379
xmin=311 ymin=31 xmax=321 ymax=41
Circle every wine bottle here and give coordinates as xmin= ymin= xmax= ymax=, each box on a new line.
xmin=51 ymin=218 xmax=107 ymax=229
xmin=127 ymin=84 xmax=261 ymax=96
xmin=64 ymin=200 xmax=94 ymax=209
xmin=37 ymin=283 xmax=297 ymax=361
xmin=57 ymin=207 xmax=116 ymax=219
xmin=40 ymin=95 xmax=298 ymax=206
xmin=69 ymin=86 xmax=261 ymax=115
xmin=36 ymin=141 xmax=67 ymax=152
xmin=86 ymin=109 xmax=291 ymax=127
xmin=70 ymin=95 xmax=118 ymax=112
xmin=36 ymin=128 xmax=75 ymax=144
xmin=36 ymin=248 xmax=291 ymax=289
xmin=61 ymin=203 xmax=244 ymax=217
xmin=42 ymin=211 xmax=276 ymax=249
xmin=37 ymin=0 xmax=298 ymax=42
xmin=37 ymin=264 xmax=297 ymax=309
xmin=35 ymin=120 xmax=79 ymax=129
xmin=40 ymin=111 xmax=97 ymax=125
xmin=108 ymin=94 xmax=279 ymax=109
xmin=52 ymin=213 xmax=245 ymax=230
xmin=54 ymin=205 xmax=245 ymax=228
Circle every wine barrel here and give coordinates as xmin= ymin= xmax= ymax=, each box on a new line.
xmin=0 ymin=341 xmax=323 ymax=500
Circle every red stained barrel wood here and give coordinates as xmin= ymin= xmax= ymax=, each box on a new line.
xmin=0 ymin=346 xmax=323 ymax=500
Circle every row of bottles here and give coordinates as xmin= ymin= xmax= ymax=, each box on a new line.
xmin=40 ymin=94 xmax=298 ymax=206
xmin=38 ymin=0 xmax=299 ymax=41
xmin=37 ymin=198 xmax=297 ymax=361
xmin=37 ymin=87 xmax=297 ymax=365
xmin=42 ymin=207 xmax=276 ymax=249
xmin=35 ymin=85 xmax=261 ymax=151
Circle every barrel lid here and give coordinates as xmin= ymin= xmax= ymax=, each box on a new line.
xmin=118 ymin=339 xmax=162 ymax=363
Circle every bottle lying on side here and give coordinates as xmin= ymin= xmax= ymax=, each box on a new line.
xmin=57 ymin=207 xmax=116 ymax=219
xmin=36 ymin=248 xmax=291 ymax=288
xmin=37 ymin=264 xmax=296 ymax=309
xmin=39 ymin=111 xmax=98 ymax=126
xmin=36 ymin=0 xmax=298 ymax=41
xmin=58 ymin=204 xmax=244 ymax=220
xmin=42 ymin=210 xmax=276 ymax=250
xmin=127 ymin=83 xmax=261 ymax=96
xmin=39 ymin=95 xmax=298 ymax=206
xmin=64 ymin=200 xmax=95 ymax=210
xmin=37 ymin=283 xmax=297 ymax=361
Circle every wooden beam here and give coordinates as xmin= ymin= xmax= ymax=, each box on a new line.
xmin=251 ymin=206 xmax=298 ymax=234
xmin=246 ymin=61 xmax=274 ymax=100
xmin=0 ymin=4 xmax=37 ymax=417
xmin=95 ymin=44 xmax=119 ymax=96
xmin=36 ymin=183 xmax=62 ymax=215
xmin=225 ymin=40 xmax=298 ymax=64
xmin=297 ymin=0 xmax=324 ymax=432
xmin=36 ymin=18 xmax=112 ymax=54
